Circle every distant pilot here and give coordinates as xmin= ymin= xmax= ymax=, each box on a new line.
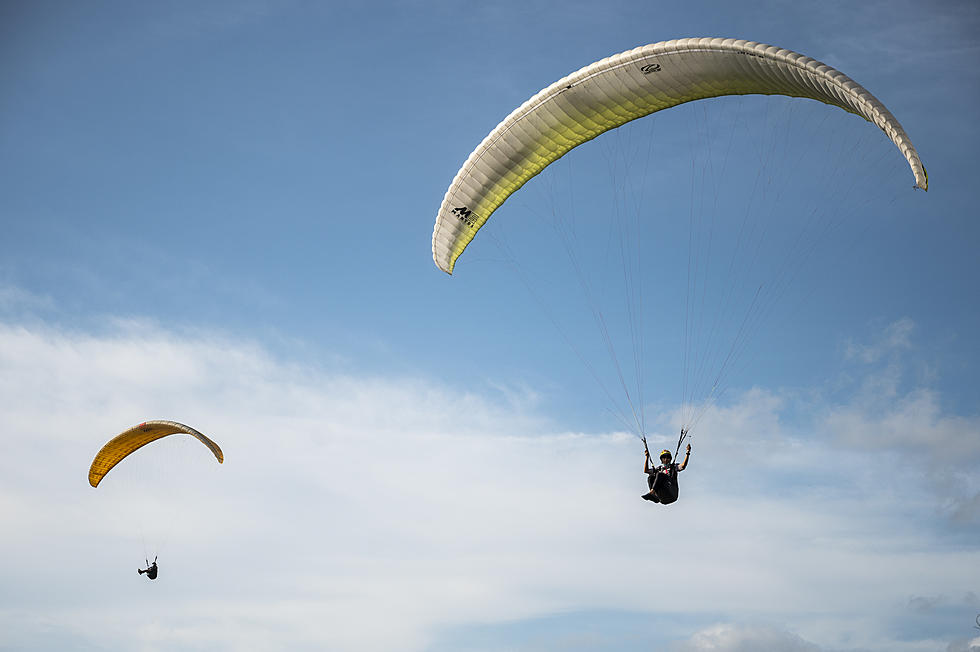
xmin=138 ymin=558 xmax=158 ymax=580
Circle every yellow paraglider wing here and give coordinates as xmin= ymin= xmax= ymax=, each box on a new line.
xmin=88 ymin=420 xmax=223 ymax=488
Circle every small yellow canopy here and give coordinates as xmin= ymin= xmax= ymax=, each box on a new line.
xmin=88 ymin=420 xmax=223 ymax=488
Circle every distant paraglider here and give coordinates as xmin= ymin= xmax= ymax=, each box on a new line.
xmin=89 ymin=420 xmax=223 ymax=578
xmin=138 ymin=557 xmax=158 ymax=580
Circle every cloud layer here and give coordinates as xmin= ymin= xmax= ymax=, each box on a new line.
xmin=0 ymin=318 xmax=977 ymax=651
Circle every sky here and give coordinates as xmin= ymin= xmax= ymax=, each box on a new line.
xmin=1 ymin=1 xmax=979 ymax=650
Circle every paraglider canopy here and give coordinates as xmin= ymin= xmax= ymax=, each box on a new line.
xmin=88 ymin=420 xmax=223 ymax=488
xmin=432 ymin=37 xmax=927 ymax=276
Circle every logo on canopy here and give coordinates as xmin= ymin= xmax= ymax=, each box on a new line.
xmin=451 ymin=206 xmax=478 ymax=228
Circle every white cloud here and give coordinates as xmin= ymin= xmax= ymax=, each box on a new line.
xmin=844 ymin=317 xmax=914 ymax=364
xmin=821 ymin=319 xmax=980 ymax=523
xmin=947 ymin=636 xmax=980 ymax=652
xmin=0 ymin=318 xmax=977 ymax=651
xmin=672 ymin=623 xmax=823 ymax=652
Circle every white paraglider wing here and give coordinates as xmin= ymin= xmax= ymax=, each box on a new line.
xmin=432 ymin=37 xmax=927 ymax=275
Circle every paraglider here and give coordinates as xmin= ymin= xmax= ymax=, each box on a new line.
xmin=89 ymin=421 xmax=223 ymax=578
xmin=432 ymin=38 xmax=927 ymax=494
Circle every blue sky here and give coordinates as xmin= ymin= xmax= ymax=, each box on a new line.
xmin=1 ymin=1 xmax=979 ymax=650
